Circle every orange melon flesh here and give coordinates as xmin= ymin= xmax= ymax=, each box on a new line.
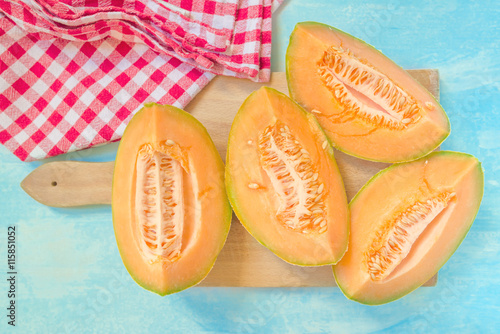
xmin=112 ymin=103 xmax=231 ymax=295
xmin=225 ymin=87 xmax=349 ymax=265
xmin=333 ymin=151 xmax=483 ymax=305
xmin=286 ymin=22 xmax=450 ymax=162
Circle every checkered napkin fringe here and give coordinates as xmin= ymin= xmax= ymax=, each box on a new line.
xmin=0 ymin=0 xmax=282 ymax=161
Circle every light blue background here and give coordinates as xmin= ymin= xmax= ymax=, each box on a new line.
xmin=1 ymin=0 xmax=499 ymax=333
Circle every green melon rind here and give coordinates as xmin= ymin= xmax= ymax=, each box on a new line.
xmin=112 ymin=103 xmax=232 ymax=296
xmin=285 ymin=21 xmax=451 ymax=163
xmin=332 ymin=151 xmax=484 ymax=305
xmin=225 ymin=87 xmax=349 ymax=266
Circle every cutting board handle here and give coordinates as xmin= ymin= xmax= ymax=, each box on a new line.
xmin=21 ymin=161 xmax=115 ymax=207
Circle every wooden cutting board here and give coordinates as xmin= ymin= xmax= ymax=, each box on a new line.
xmin=21 ymin=70 xmax=439 ymax=287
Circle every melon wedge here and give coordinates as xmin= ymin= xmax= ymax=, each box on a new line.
xmin=112 ymin=103 xmax=231 ymax=295
xmin=286 ymin=22 xmax=450 ymax=163
xmin=225 ymin=87 xmax=349 ymax=265
xmin=333 ymin=151 xmax=483 ymax=304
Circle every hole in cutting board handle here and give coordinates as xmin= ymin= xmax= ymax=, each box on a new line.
xmin=51 ymin=181 xmax=57 ymax=187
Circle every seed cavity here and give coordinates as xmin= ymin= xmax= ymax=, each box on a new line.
xmin=318 ymin=46 xmax=422 ymax=129
xmin=135 ymin=141 xmax=187 ymax=264
xmin=258 ymin=121 xmax=327 ymax=233
xmin=365 ymin=192 xmax=456 ymax=281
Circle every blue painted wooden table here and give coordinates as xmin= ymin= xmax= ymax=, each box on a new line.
xmin=1 ymin=0 xmax=498 ymax=332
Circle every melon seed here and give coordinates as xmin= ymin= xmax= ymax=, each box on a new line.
xmin=135 ymin=142 xmax=185 ymax=264
xmin=318 ymin=46 xmax=423 ymax=130
xmin=258 ymin=121 xmax=327 ymax=233
xmin=365 ymin=192 xmax=456 ymax=281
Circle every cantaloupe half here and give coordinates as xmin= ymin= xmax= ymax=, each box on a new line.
xmin=112 ymin=103 xmax=231 ymax=295
xmin=225 ymin=87 xmax=349 ymax=265
xmin=286 ymin=22 xmax=450 ymax=163
xmin=333 ymin=151 xmax=483 ymax=305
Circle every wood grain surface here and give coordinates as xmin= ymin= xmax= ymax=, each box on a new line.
xmin=21 ymin=70 xmax=439 ymax=287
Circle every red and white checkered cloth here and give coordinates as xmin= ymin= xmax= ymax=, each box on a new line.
xmin=0 ymin=0 xmax=283 ymax=161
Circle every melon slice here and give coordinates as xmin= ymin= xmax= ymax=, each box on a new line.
xmin=112 ymin=103 xmax=231 ymax=295
xmin=225 ymin=87 xmax=349 ymax=265
xmin=286 ymin=22 xmax=450 ymax=163
xmin=333 ymin=151 xmax=483 ymax=304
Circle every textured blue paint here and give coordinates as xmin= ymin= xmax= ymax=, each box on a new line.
xmin=1 ymin=0 xmax=499 ymax=332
